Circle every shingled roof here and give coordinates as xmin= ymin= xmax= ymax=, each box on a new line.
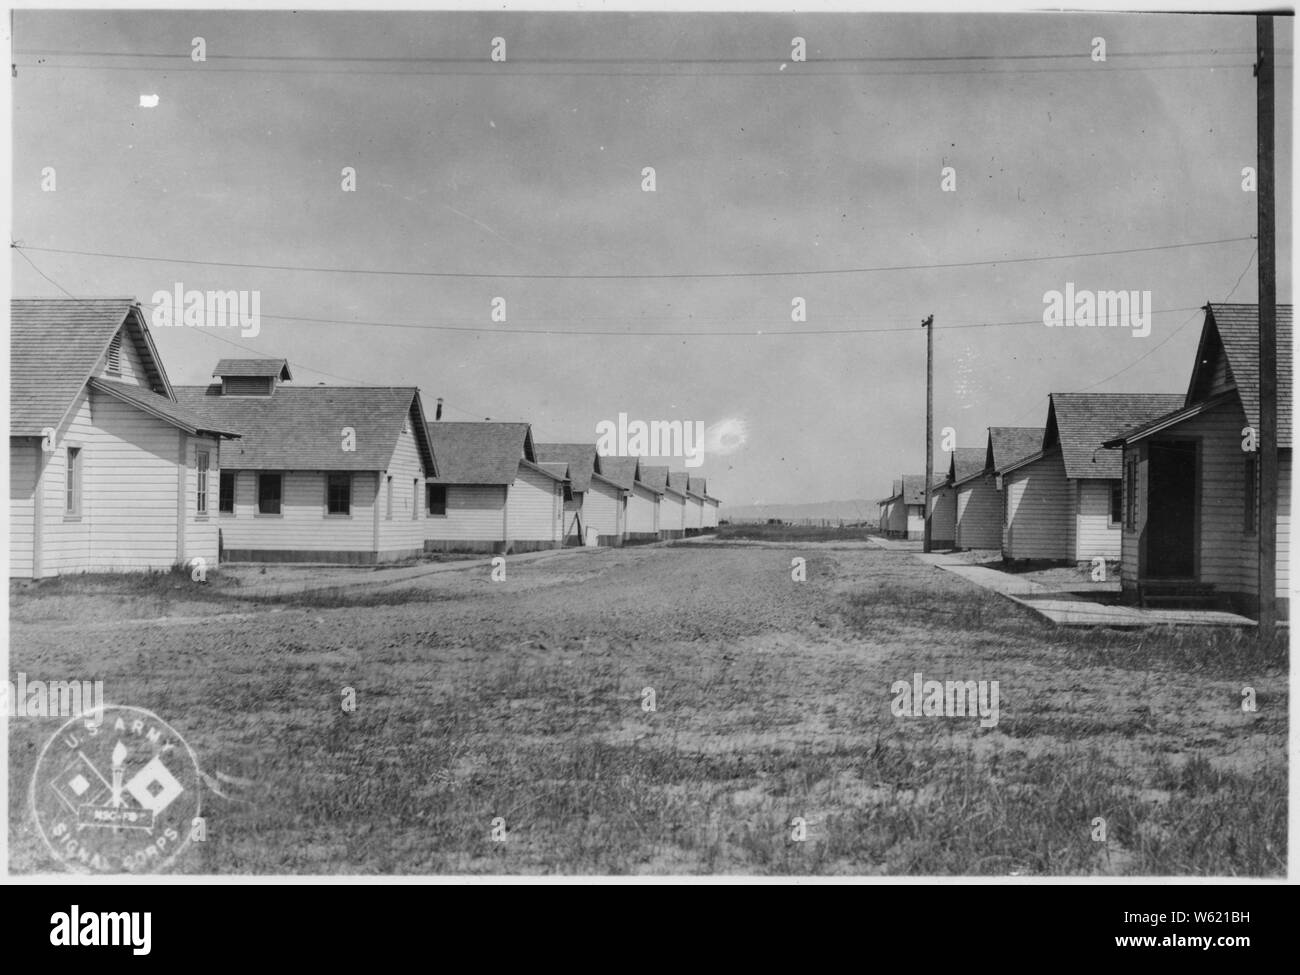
xmin=1195 ymin=303 xmax=1293 ymax=448
xmin=536 ymin=461 xmax=570 ymax=482
xmin=1043 ymin=392 xmax=1185 ymax=478
xmin=666 ymin=471 xmax=691 ymax=496
xmin=638 ymin=464 xmax=669 ymax=494
xmin=214 ymin=358 xmax=293 ymax=380
xmin=535 ymin=443 xmax=596 ymax=492
xmin=595 ymin=456 xmax=639 ymax=491
xmin=424 ymin=421 xmax=534 ymax=485
xmin=90 ymin=379 xmax=240 ymax=438
xmin=987 ymin=427 xmax=1045 ymax=473
xmin=176 ymin=384 xmax=433 ymax=472
xmin=881 ymin=474 xmax=940 ymax=505
xmin=10 ymin=298 xmax=173 ymax=436
xmin=947 ymin=447 xmax=988 ymax=486
xmin=686 ymin=476 xmax=707 ymax=498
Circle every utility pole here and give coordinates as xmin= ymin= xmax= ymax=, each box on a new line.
xmin=922 ymin=314 xmax=934 ymax=553
xmin=1256 ymin=15 xmax=1277 ymax=641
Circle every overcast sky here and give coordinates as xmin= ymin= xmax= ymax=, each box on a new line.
xmin=11 ymin=10 xmax=1293 ymax=509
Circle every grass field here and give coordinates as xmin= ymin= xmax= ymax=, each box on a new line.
xmin=8 ymin=532 xmax=1287 ymax=875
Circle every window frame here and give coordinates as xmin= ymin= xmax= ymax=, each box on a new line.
xmin=196 ymin=449 xmax=210 ymax=516
xmin=256 ymin=472 xmax=284 ymax=517
xmin=65 ymin=445 xmax=82 ymax=518
xmin=426 ymin=483 xmax=447 ymax=517
xmin=326 ymin=472 xmax=352 ymax=517
xmin=219 ymin=470 xmax=236 ymax=515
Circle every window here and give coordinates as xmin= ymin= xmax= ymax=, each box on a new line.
xmin=219 ymin=470 xmax=236 ymax=513
xmin=563 ymin=484 xmax=574 ymax=503
xmin=66 ymin=447 xmax=81 ymax=515
xmin=1109 ymin=479 xmax=1122 ymax=526
xmin=1245 ymin=454 xmax=1259 ymax=535
xmin=257 ymin=473 xmax=283 ymax=515
xmin=1124 ymin=456 xmax=1138 ymax=531
xmin=426 ymin=484 xmax=447 ymax=516
xmin=385 ymin=475 xmax=393 ymax=520
xmin=327 ymin=473 xmax=352 ymax=516
xmin=412 ymin=479 xmax=419 ymax=520
xmin=196 ymin=450 xmax=210 ymax=514
xmin=106 ymin=333 xmax=122 ymax=376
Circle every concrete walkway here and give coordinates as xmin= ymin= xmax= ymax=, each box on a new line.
xmin=915 ymin=552 xmax=1259 ymax=628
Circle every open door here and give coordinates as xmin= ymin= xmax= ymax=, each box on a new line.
xmin=1142 ymin=441 xmax=1197 ymax=579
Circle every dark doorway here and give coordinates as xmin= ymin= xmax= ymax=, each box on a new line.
xmin=1144 ymin=441 xmax=1197 ymax=579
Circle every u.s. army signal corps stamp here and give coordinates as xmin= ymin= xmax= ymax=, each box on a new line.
xmin=29 ymin=704 xmax=204 ymax=874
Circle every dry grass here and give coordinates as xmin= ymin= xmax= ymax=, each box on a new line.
xmin=7 ymin=540 xmax=1287 ymax=876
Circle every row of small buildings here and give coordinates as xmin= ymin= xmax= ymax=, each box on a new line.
xmin=8 ymin=298 xmax=721 ymax=578
xmin=879 ymin=303 xmax=1292 ymax=619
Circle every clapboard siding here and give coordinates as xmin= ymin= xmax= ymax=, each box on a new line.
xmin=956 ymin=475 xmax=1001 ymax=549
xmin=12 ymin=388 xmax=227 ymax=577
xmin=1075 ymin=479 xmax=1121 ymax=561
xmin=426 ymin=484 xmax=508 ymax=542
xmin=53 ymin=390 xmax=192 ymax=573
xmin=377 ymin=418 xmax=427 ymax=555
xmin=664 ymin=493 xmax=686 ymax=531
xmin=905 ymin=505 xmax=925 ymax=539
xmin=585 ymin=479 xmax=621 ymax=537
xmin=221 ymin=470 xmax=379 ymax=552
xmin=1003 ymin=451 xmax=1071 ymax=559
xmin=704 ymin=499 xmax=719 ymax=528
xmin=9 ymin=441 xmax=38 ymax=577
xmin=886 ymin=499 xmax=907 ymax=535
xmin=929 ymin=485 xmax=957 ymax=545
xmin=688 ymin=497 xmax=704 ymax=529
xmin=508 ymin=465 xmax=562 ymax=542
xmin=627 ymin=483 xmax=658 ymax=534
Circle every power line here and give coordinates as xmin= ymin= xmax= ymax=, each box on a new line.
xmin=14 ymin=246 xmax=496 ymax=418
xmin=251 ymin=306 xmax=1205 ymax=338
xmin=14 ymin=61 xmax=1276 ymax=79
xmin=12 ymin=235 xmax=1256 ymax=282
xmin=15 ymin=46 xmax=1259 ymax=64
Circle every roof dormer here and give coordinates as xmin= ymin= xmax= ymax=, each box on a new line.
xmin=213 ymin=358 xmax=293 ymax=397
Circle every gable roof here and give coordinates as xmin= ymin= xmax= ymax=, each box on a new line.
xmin=686 ymin=476 xmax=707 ymax=498
xmin=214 ymin=358 xmax=293 ymax=381
xmin=424 ymin=421 xmax=533 ymax=485
xmin=666 ymin=471 xmax=692 ymax=496
xmin=1188 ymin=303 xmax=1293 ymax=448
xmin=535 ymin=461 xmax=570 ymax=482
xmin=987 ymin=427 xmax=1045 ymax=474
xmin=176 ymin=384 xmax=433 ymax=472
xmin=1044 ymin=392 xmax=1185 ymax=478
xmin=638 ymin=464 xmax=670 ymax=495
xmin=947 ymin=447 xmax=987 ymax=485
xmin=10 ymin=298 xmax=174 ymax=437
xmin=596 ymin=456 xmax=639 ymax=491
xmin=535 ymin=443 xmax=597 ymax=492
xmin=90 ymin=379 xmax=240 ymax=438
xmin=881 ymin=473 xmax=938 ymax=505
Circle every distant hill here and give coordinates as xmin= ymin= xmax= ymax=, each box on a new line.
xmin=721 ymin=499 xmax=879 ymax=524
